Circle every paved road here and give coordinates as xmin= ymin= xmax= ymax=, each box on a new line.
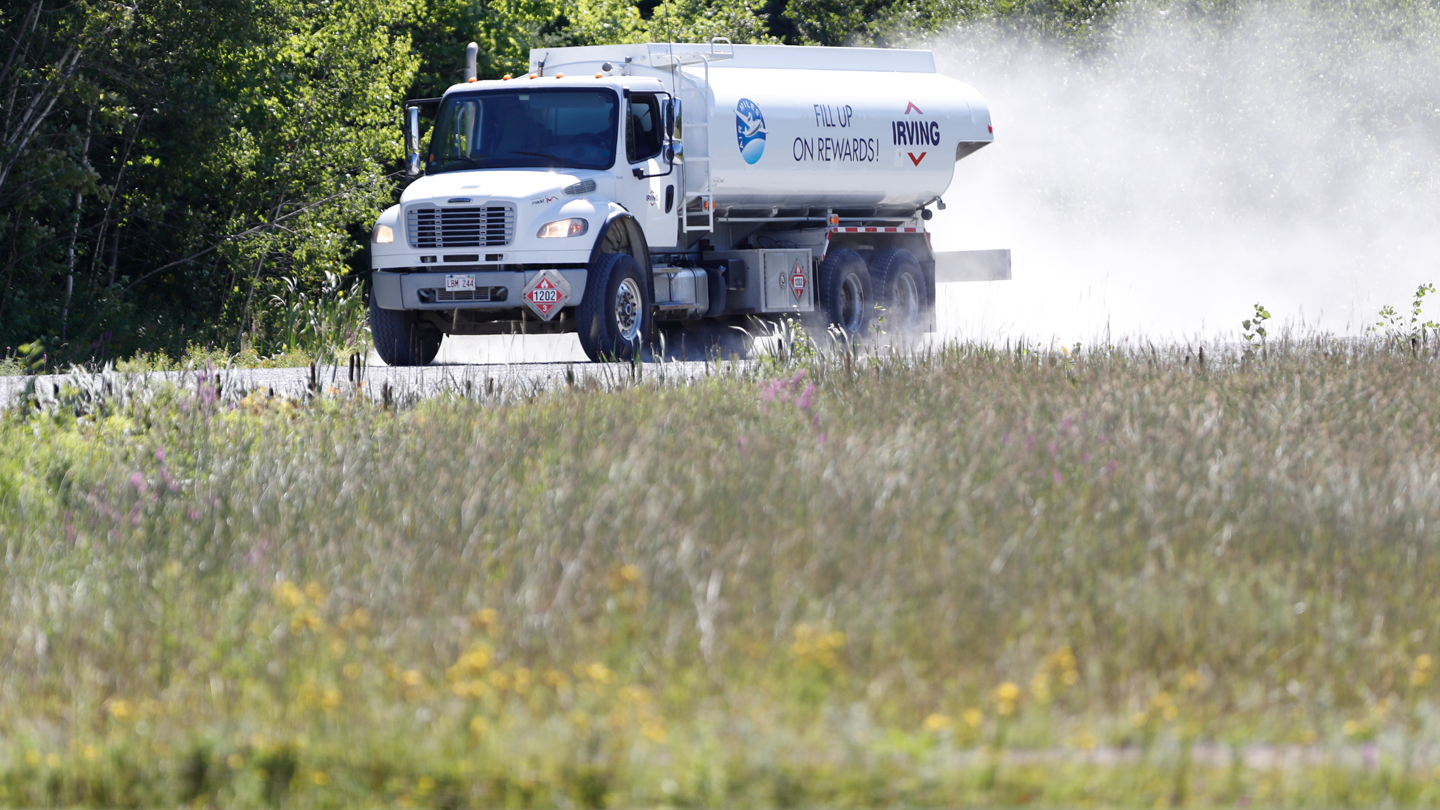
xmin=2 ymin=335 xmax=746 ymax=407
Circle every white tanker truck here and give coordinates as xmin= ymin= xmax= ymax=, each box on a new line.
xmin=368 ymin=40 xmax=1008 ymax=364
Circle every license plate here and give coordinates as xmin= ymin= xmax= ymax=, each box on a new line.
xmin=445 ymin=274 xmax=476 ymax=292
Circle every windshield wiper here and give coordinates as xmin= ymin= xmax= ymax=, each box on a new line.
xmin=511 ymin=150 xmax=566 ymax=163
xmin=430 ymin=156 xmax=485 ymax=171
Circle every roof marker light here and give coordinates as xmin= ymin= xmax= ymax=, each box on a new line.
xmin=988 ymin=124 xmax=994 ymax=133
xmin=556 ymin=73 xmax=564 ymax=78
xmin=529 ymin=74 xmax=536 ymax=79
xmin=503 ymin=74 xmax=512 ymax=80
xmin=595 ymin=73 xmax=603 ymax=78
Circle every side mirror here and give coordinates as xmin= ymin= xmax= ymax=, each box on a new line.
xmin=664 ymin=141 xmax=683 ymax=164
xmin=666 ymin=98 xmax=680 ymax=139
xmin=405 ymin=106 xmax=422 ymax=178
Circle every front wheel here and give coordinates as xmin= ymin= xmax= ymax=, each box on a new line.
xmin=369 ymin=293 xmax=441 ymax=366
xmin=577 ymin=253 xmax=652 ymax=362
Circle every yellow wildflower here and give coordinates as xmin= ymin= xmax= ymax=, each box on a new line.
xmin=640 ymin=721 xmax=669 ymax=742
xmin=1030 ymin=671 xmax=1051 ymax=704
xmin=339 ymin=608 xmax=370 ymax=632
xmin=304 ymin=581 xmax=327 ymax=603
xmin=450 ymin=645 xmax=493 ymax=679
xmin=992 ymin=681 xmax=1022 ymax=716
xmin=273 ymin=580 xmax=305 ymax=609
xmin=512 ymin=667 xmax=532 ymax=694
xmin=470 ymin=608 xmax=499 ymax=631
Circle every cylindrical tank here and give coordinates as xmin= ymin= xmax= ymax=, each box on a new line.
xmin=526 ymin=43 xmax=993 ymax=214
xmin=673 ymin=45 xmax=991 ymax=214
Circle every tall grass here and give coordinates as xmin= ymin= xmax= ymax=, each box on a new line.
xmin=5 ymin=334 xmax=1440 ymax=806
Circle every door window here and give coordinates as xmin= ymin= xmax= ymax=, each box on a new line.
xmin=626 ymin=94 xmax=663 ymax=163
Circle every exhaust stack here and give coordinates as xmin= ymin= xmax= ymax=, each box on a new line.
xmin=465 ymin=42 xmax=478 ymax=82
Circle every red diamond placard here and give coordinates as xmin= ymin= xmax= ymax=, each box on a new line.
xmin=790 ymin=261 xmax=807 ymax=301
xmin=520 ymin=269 xmax=572 ymax=321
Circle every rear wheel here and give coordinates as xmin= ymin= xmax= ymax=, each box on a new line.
xmin=814 ymin=248 xmax=872 ymax=340
xmin=577 ymin=253 xmax=652 ymax=362
xmin=369 ymin=293 xmax=441 ymax=366
xmin=869 ymin=248 xmax=927 ymax=337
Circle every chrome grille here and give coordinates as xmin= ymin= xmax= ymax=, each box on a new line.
xmin=407 ymin=205 xmax=515 ymax=249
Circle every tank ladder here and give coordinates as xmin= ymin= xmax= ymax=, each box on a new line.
xmin=664 ymin=39 xmax=732 ymax=234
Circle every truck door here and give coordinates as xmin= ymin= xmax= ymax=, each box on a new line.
xmin=616 ymin=92 xmax=678 ymax=249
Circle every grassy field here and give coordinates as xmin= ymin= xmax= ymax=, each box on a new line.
xmin=5 ymin=335 xmax=1440 ymax=807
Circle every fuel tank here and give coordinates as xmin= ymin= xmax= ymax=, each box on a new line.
xmin=529 ymin=43 xmax=993 ymax=215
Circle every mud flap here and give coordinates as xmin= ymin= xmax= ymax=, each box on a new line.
xmin=933 ymin=249 xmax=1011 ymax=283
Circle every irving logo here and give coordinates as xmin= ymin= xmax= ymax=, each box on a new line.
xmin=894 ymin=102 xmax=938 ymax=166
xmin=893 ymin=119 xmax=940 ymax=146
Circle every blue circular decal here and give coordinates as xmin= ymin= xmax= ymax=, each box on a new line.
xmin=735 ymin=98 xmax=766 ymax=165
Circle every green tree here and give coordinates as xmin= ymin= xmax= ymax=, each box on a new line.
xmin=0 ymin=0 xmax=418 ymax=361
xmin=647 ymin=0 xmax=779 ymax=42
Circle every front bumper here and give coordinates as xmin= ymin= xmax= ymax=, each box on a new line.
xmin=372 ymin=268 xmax=589 ymax=311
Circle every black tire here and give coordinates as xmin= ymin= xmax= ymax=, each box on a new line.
xmin=869 ymin=248 xmax=928 ymax=336
xmin=814 ymin=248 xmax=872 ymax=339
xmin=369 ymin=293 xmax=442 ymax=366
xmin=577 ymin=253 xmax=652 ymax=362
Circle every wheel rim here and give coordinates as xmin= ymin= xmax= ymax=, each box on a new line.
xmin=614 ymin=277 xmax=643 ymax=342
xmin=839 ymin=273 xmax=865 ymax=334
xmin=893 ymin=272 xmax=921 ymax=329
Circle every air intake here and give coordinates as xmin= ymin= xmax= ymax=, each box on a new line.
xmin=563 ymin=178 xmax=597 ymax=195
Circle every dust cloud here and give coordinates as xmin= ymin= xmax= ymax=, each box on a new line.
xmin=930 ymin=0 xmax=1440 ymax=344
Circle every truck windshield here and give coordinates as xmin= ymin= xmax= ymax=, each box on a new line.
xmin=427 ymin=88 xmax=619 ymax=174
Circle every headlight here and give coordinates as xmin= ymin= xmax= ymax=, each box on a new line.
xmin=536 ymin=218 xmax=589 ymax=238
xmin=373 ymin=223 xmax=395 ymax=244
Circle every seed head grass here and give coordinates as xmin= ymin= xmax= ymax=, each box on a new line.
xmin=4 ymin=335 xmax=1440 ymax=806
